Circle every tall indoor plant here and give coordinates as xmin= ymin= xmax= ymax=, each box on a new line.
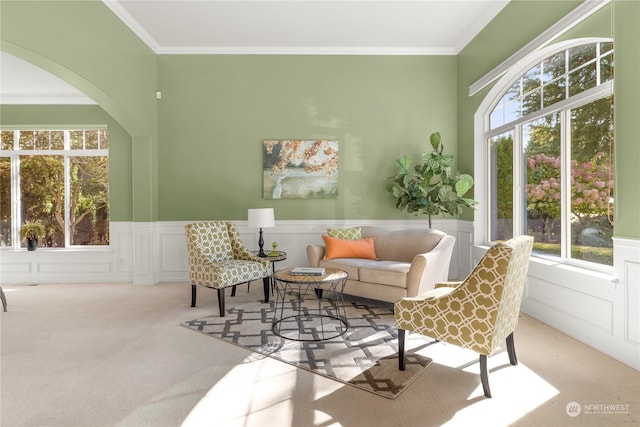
xmin=388 ymin=131 xmax=477 ymax=228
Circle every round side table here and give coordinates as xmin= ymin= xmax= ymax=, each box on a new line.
xmin=251 ymin=250 xmax=287 ymax=292
xmin=271 ymin=267 xmax=348 ymax=342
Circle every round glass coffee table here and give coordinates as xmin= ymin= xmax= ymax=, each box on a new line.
xmin=271 ymin=267 xmax=349 ymax=342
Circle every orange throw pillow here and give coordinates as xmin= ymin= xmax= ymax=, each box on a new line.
xmin=322 ymin=235 xmax=378 ymax=260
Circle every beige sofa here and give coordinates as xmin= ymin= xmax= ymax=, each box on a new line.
xmin=306 ymin=226 xmax=456 ymax=303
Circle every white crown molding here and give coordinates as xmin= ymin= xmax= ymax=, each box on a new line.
xmin=453 ymin=0 xmax=510 ymax=54
xmin=102 ymin=0 xmax=161 ymax=53
xmin=0 ymin=93 xmax=96 ymax=105
xmin=155 ymin=46 xmax=456 ymax=56
xmin=468 ymin=0 xmax=611 ymax=96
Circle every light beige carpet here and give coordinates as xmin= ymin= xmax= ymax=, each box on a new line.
xmin=1 ymin=282 xmax=639 ymax=427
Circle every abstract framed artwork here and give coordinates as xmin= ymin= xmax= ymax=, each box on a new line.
xmin=263 ymin=139 xmax=339 ymax=199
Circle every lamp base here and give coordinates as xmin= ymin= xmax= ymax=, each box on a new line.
xmin=257 ymin=228 xmax=267 ymax=257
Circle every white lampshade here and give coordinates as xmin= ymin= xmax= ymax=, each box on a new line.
xmin=248 ymin=208 xmax=275 ymax=229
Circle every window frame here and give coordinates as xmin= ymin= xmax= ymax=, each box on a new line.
xmin=0 ymin=128 xmax=109 ymax=249
xmin=474 ymin=37 xmax=614 ymax=273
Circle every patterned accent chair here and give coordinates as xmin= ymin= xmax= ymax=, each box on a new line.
xmin=185 ymin=221 xmax=272 ymax=317
xmin=395 ymin=235 xmax=534 ymax=398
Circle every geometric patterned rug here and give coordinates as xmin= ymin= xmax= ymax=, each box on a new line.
xmin=181 ymin=297 xmax=432 ymax=399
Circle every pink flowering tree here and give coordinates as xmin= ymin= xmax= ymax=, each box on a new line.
xmin=570 ymin=151 xmax=613 ymax=222
xmin=526 ymin=154 xmax=562 ymax=242
xmin=526 ymin=152 xmax=613 ymax=242
xmin=264 ymin=140 xmax=338 ymax=179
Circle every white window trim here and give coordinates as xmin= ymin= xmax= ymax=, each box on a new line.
xmin=474 ymin=38 xmax=614 ymax=273
xmin=0 ymin=129 xmax=109 ymax=249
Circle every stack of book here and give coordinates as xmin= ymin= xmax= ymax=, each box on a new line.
xmin=291 ymin=267 xmax=325 ymax=276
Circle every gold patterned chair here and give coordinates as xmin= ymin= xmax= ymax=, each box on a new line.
xmin=395 ymin=235 xmax=534 ymax=398
xmin=185 ymin=221 xmax=272 ymax=317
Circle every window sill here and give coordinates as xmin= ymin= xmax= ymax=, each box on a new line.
xmin=472 ymin=244 xmax=615 ymax=282
xmin=0 ymin=246 xmax=112 ymax=253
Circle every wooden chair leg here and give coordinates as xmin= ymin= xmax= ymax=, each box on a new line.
xmin=480 ymin=355 xmax=492 ymax=398
xmin=217 ymin=288 xmax=226 ymax=317
xmin=398 ymin=329 xmax=406 ymax=370
xmin=263 ymin=276 xmax=270 ymax=303
xmin=506 ymin=332 xmax=518 ymax=365
xmin=0 ymin=285 xmax=7 ymax=312
xmin=231 ymin=285 xmax=237 ymax=297
xmin=191 ymin=285 xmax=196 ymax=307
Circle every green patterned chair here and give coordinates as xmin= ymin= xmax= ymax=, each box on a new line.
xmin=185 ymin=221 xmax=272 ymax=317
xmin=395 ymin=235 xmax=534 ymax=398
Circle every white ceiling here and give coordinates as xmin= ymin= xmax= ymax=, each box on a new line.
xmin=0 ymin=52 xmax=96 ymax=105
xmin=105 ymin=0 xmax=509 ymax=55
xmin=1 ymin=0 xmax=510 ymax=104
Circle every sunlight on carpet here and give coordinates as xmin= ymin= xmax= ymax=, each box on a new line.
xmin=180 ymin=303 xmax=560 ymax=427
xmin=429 ymin=343 xmax=560 ymax=427
xmin=181 ymin=356 xmax=343 ymax=427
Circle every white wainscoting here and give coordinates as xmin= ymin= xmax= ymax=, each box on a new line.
xmin=158 ymin=219 xmax=474 ymax=283
xmin=2 ymin=219 xmax=637 ymax=370
xmin=0 ymin=219 xmax=472 ymax=285
xmin=473 ymin=237 xmax=640 ymax=370
xmin=0 ymin=222 xmax=134 ymax=285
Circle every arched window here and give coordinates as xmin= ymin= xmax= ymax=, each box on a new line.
xmin=476 ymin=39 xmax=614 ymax=268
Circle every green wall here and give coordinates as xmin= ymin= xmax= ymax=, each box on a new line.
xmin=0 ymin=105 xmax=133 ymax=221
xmin=1 ymin=1 xmax=638 ymax=238
xmin=158 ymin=55 xmax=457 ymax=220
xmin=456 ymin=0 xmax=582 ymax=221
xmin=0 ymin=0 xmax=158 ymax=222
xmin=611 ymin=0 xmax=640 ymax=239
xmin=458 ymin=0 xmax=639 ymax=239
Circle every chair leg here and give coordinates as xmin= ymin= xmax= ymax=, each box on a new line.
xmin=231 ymin=285 xmax=237 ymax=297
xmin=263 ymin=276 xmax=270 ymax=303
xmin=217 ymin=288 xmax=226 ymax=317
xmin=191 ymin=285 xmax=196 ymax=307
xmin=506 ymin=332 xmax=518 ymax=365
xmin=398 ymin=329 xmax=406 ymax=371
xmin=0 ymin=285 xmax=7 ymax=312
xmin=480 ymin=355 xmax=492 ymax=398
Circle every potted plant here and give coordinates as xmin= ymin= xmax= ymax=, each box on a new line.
xmin=20 ymin=220 xmax=46 ymax=251
xmin=388 ymin=131 xmax=478 ymax=228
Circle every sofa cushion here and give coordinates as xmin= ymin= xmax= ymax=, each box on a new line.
xmin=322 ymin=235 xmax=378 ymax=260
xmin=327 ymin=226 xmax=362 ymax=240
xmin=359 ymin=261 xmax=410 ymax=288
xmin=361 ymin=227 xmax=445 ymax=262
xmin=318 ymin=258 xmax=374 ymax=280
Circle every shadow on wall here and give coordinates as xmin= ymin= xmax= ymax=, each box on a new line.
xmin=304 ymin=97 xmax=369 ymax=218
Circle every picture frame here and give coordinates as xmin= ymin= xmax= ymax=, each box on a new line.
xmin=263 ymin=139 xmax=339 ymax=199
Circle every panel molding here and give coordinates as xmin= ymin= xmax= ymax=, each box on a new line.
xmin=519 ymin=237 xmax=639 ymax=369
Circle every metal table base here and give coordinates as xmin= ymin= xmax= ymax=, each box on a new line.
xmin=271 ymin=268 xmax=348 ymax=342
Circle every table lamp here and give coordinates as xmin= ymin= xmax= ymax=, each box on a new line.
xmin=248 ymin=208 xmax=275 ymax=257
